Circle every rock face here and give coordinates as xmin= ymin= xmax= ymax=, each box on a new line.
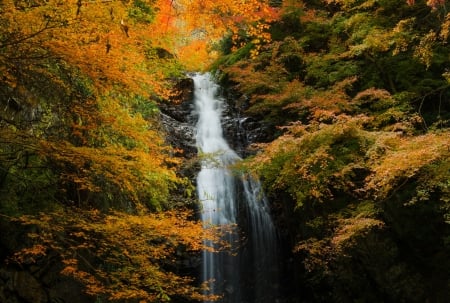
xmin=160 ymin=111 xmax=197 ymax=158
xmin=220 ymin=86 xmax=274 ymax=158
xmin=159 ymin=75 xmax=272 ymax=160
xmin=159 ymin=77 xmax=197 ymax=159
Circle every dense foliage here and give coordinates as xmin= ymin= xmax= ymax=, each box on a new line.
xmin=0 ymin=0 xmax=274 ymax=301
xmin=214 ymin=0 xmax=450 ymax=301
xmin=1 ymin=0 xmax=450 ymax=302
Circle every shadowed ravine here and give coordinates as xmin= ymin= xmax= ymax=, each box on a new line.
xmin=193 ymin=73 xmax=279 ymax=303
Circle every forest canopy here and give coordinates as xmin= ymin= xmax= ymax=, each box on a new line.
xmin=0 ymin=0 xmax=274 ymax=301
xmin=1 ymin=0 xmax=450 ymax=302
xmin=213 ymin=0 xmax=450 ymax=301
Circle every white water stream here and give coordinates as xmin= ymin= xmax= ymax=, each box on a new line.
xmin=193 ymin=73 xmax=278 ymax=303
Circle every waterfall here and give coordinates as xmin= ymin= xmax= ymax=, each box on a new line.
xmin=193 ymin=73 xmax=278 ymax=303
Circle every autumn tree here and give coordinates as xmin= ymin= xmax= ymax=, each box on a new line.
xmin=211 ymin=0 xmax=450 ymax=301
xmin=1 ymin=0 xmax=291 ymax=300
xmin=152 ymin=0 xmax=279 ymax=68
xmin=0 ymin=1 xmax=209 ymax=300
xmin=9 ymin=208 xmax=223 ymax=301
xmin=0 ymin=0 xmax=191 ymax=212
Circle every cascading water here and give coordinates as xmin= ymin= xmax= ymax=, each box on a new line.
xmin=193 ymin=73 xmax=278 ymax=303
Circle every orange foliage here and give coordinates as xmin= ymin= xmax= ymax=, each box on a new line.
xmin=177 ymin=39 xmax=216 ymax=71
xmin=175 ymin=0 xmax=278 ymax=39
xmin=285 ymin=77 xmax=356 ymax=116
xmin=156 ymin=0 xmax=279 ymax=64
xmin=0 ymin=0 xmax=180 ymax=96
xmin=0 ymin=1 xmax=190 ymax=209
xmin=48 ymin=0 xmax=176 ymax=96
xmin=331 ymin=217 xmax=385 ymax=249
xmin=365 ymin=132 xmax=450 ymax=198
xmin=1 ymin=0 xmax=279 ymax=88
xmin=12 ymin=209 xmax=222 ymax=301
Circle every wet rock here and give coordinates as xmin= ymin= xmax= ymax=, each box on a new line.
xmin=160 ymin=75 xmax=272 ymax=159
xmin=160 ymin=112 xmax=196 ymax=159
xmin=159 ymin=77 xmax=194 ymax=123
xmin=158 ymin=76 xmax=197 ymax=159
xmin=221 ymin=92 xmax=274 ymax=157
